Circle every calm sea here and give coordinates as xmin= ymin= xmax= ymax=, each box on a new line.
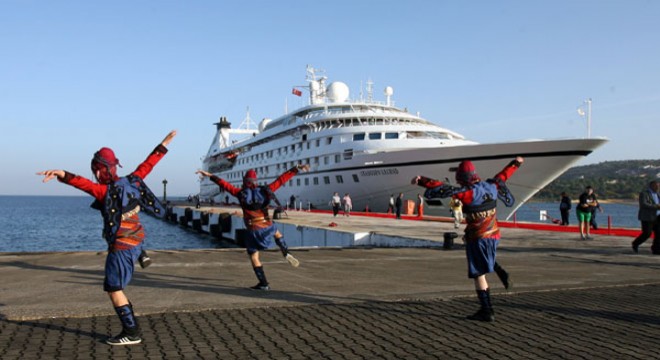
xmin=0 ymin=196 xmax=234 ymax=253
xmin=0 ymin=196 xmax=640 ymax=253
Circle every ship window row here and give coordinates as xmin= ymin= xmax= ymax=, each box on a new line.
xmin=235 ymin=137 xmax=336 ymax=167
xmin=224 ymin=173 xmax=360 ymax=188
xmin=353 ymin=132 xmax=399 ymax=141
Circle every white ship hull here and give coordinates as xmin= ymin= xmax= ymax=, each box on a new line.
xmin=199 ymin=67 xmax=607 ymax=220
xmin=201 ymin=138 xmax=606 ymax=220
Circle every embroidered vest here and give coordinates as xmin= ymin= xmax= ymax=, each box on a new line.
xmin=91 ymin=175 xmax=164 ymax=246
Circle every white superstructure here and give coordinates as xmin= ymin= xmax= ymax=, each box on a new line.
xmin=200 ymin=66 xmax=607 ymax=219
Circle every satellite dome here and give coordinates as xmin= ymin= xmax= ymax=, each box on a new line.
xmin=326 ymin=81 xmax=350 ymax=103
xmin=384 ymin=86 xmax=394 ymax=96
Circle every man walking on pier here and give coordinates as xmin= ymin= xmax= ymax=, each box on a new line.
xmin=412 ymin=157 xmax=523 ymax=322
xmin=632 ymin=181 xmax=660 ymax=254
xmin=37 ymin=130 xmax=177 ymax=345
xmin=196 ymin=164 xmax=309 ymax=290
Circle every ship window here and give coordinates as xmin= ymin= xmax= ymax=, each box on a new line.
xmin=323 ymin=176 xmax=330 ymax=184
xmin=369 ymin=133 xmax=382 ymax=140
xmin=324 ymin=156 xmax=329 ymax=165
xmin=302 ymin=134 xmax=307 ymax=141
xmin=343 ymin=149 xmax=353 ymax=160
xmin=297 ymin=143 xmax=302 ymax=150
xmin=304 ymin=178 xmax=309 ymax=186
xmin=316 ymin=139 xmax=320 ymax=147
xmin=327 ymin=137 xmax=333 ymax=145
xmin=306 ymin=142 xmax=310 ymax=150
xmin=336 ymin=175 xmax=344 ymax=184
xmin=296 ymin=179 xmax=300 ymax=186
xmin=289 ymin=180 xmax=293 ymax=186
xmin=335 ymin=154 xmax=341 ymax=163
xmin=314 ymin=177 xmax=319 ymax=185
xmin=353 ymin=133 xmax=365 ymax=141
xmin=352 ymin=174 xmax=359 ymax=183
xmin=385 ymin=132 xmax=399 ymax=139
xmin=314 ymin=157 xmax=319 ymax=164
xmin=291 ymin=145 xmax=295 ymax=151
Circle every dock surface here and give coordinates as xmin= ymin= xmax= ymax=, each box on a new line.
xmin=1 ymin=209 xmax=659 ymax=359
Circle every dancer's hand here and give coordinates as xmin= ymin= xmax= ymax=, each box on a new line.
xmin=37 ymin=170 xmax=65 ymax=183
xmin=515 ymin=156 xmax=524 ymax=164
xmin=161 ymin=130 xmax=177 ymax=147
xmin=296 ymin=164 xmax=310 ymax=172
xmin=411 ymin=176 xmax=420 ymax=185
xmin=196 ymin=169 xmax=212 ymax=178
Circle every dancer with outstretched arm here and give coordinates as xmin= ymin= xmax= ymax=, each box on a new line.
xmin=37 ymin=130 xmax=176 ymax=345
xmin=412 ymin=156 xmax=523 ymax=322
xmin=197 ymin=164 xmax=309 ymax=290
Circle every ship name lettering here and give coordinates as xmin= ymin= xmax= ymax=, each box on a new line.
xmin=360 ymin=168 xmax=399 ymax=177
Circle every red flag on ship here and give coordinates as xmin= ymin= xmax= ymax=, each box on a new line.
xmin=292 ymin=88 xmax=302 ymax=96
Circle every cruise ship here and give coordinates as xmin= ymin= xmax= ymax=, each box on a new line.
xmin=200 ymin=66 xmax=607 ymax=219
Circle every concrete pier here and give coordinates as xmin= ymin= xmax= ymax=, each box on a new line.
xmin=1 ymin=207 xmax=658 ymax=359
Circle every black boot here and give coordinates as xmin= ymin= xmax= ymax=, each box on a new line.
xmin=494 ymin=262 xmax=512 ymax=290
xmin=467 ymin=289 xmax=494 ymax=322
xmin=251 ymin=266 xmax=270 ymax=290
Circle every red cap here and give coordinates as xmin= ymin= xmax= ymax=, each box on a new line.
xmin=92 ymin=147 xmax=121 ymax=168
xmin=244 ymin=169 xmax=257 ymax=180
xmin=455 ymin=160 xmax=480 ymax=185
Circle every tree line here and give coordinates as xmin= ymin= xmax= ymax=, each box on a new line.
xmin=532 ymin=159 xmax=660 ymax=201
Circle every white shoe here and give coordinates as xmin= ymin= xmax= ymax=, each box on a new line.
xmin=285 ymin=253 xmax=300 ymax=268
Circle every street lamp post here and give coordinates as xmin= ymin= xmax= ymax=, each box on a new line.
xmin=162 ymin=179 xmax=168 ymax=204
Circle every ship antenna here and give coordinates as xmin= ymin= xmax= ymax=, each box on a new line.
xmin=237 ymin=106 xmax=257 ymax=131
xmin=306 ymin=65 xmax=326 ymax=105
xmin=366 ymin=79 xmax=374 ymax=103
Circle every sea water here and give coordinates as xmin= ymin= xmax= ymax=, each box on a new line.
xmin=0 ymin=196 xmax=641 ymax=253
xmin=510 ymin=201 xmax=639 ymax=228
xmin=0 ymin=196 xmax=233 ymax=253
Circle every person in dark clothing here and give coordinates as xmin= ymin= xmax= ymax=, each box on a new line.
xmin=589 ymin=192 xmax=603 ymax=230
xmin=632 ymin=181 xmax=660 ymax=254
xmin=290 ymin=195 xmax=296 ymax=210
xmin=395 ymin=193 xmax=403 ymax=219
xmin=559 ymin=192 xmax=571 ymax=226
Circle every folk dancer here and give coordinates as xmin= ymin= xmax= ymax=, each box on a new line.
xmin=196 ymin=164 xmax=309 ymax=290
xmin=37 ymin=130 xmax=177 ymax=345
xmin=412 ymin=157 xmax=523 ymax=322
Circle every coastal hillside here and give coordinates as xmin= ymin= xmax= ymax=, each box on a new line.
xmin=533 ymin=159 xmax=660 ymax=200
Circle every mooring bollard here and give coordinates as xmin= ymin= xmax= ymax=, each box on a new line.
xmin=443 ymin=232 xmax=458 ymax=250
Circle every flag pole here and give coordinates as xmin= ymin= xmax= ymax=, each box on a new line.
xmin=586 ymin=98 xmax=592 ymax=139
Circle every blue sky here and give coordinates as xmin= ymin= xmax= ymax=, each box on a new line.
xmin=2 ymin=1 xmax=659 ymax=196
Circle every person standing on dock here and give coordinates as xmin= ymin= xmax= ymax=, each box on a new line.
xmin=631 ymin=181 xmax=660 ymax=254
xmin=387 ymin=194 xmax=395 ymax=214
xmin=449 ymin=196 xmax=463 ymax=228
xmin=395 ymin=193 xmax=403 ymax=219
xmin=576 ymin=186 xmax=598 ymax=240
xmin=412 ymin=157 xmax=523 ymax=322
xmin=37 ymin=130 xmax=177 ymax=346
xmin=196 ymin=164 xmax=309 ymax=290
xmin=330 ymin=192 xmax=341 ymax=217
xmin=559 ymin=192 xmax=571 ymax=226
xmin=342 ymin=193 xmax=353 ymax=217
